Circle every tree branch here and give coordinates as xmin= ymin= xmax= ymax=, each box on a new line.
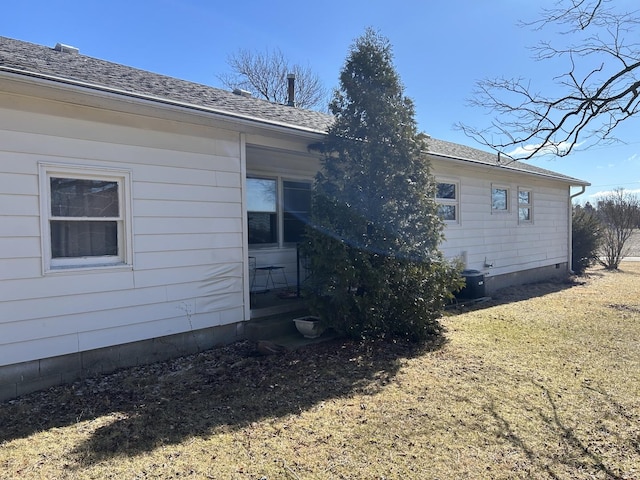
xmin=217 ymin=48 xmax=327 ymax=110
xmin=458 ymin=0 xmax=640 ymax=159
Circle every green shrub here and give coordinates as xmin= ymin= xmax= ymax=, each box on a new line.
xmin=572 ymin=205 xmax=602 ymax=274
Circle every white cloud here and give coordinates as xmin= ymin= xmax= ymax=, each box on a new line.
xmin=590 ymin=190 xmax=615 ymax=199
xmin=507 ymin=141 xmax=583 ymax=158
xmin=589 ymin=188 xmax=640 ymax=199
xmin=507 ymin=146 xmax=535 ymax=157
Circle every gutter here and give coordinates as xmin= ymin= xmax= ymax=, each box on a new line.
xmin=0 ymin=66 xmax=328 ymax=139
xmin=428 ymin=151 xmax=590 ymax=186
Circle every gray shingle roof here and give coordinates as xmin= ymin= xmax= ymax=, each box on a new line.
xmin=427 ymin=137 xmax=589 ymax=185
xmin=0 ymin=36 xmax=333 ymax=133
xmin=0 ymin=36 xmax=588 ymax=185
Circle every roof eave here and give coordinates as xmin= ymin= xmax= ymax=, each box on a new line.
xmin=0 ymin=65 xmax=329 ymax=139
xmin=428 ymin=151 xmax=591 ymax=187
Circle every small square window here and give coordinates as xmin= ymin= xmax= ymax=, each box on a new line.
xmin=436 ymin=182 xmax=456 ymax=200
xmin=518 ymin=208 xmax=531 ymax=222
xmin=491 ymin=186 xmax=509 ymax=212
xmin=437 ymin=204 xmax=457 ymax=221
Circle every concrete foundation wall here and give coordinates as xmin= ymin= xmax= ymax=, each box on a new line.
xmin=0 ymin=322 xmax=245 ymax=402
xmin=484 ymin=262 xmax=569 ymax=294
xmin=1 ymin=263 xmax=569 ymax=403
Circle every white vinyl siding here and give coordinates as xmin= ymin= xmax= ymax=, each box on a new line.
xmin=0 ymin=82 xmax=578 ymax=374
xmin=433 ymin=159 xmax=570 ymax=277
xmin=0 ymin=96 xmax=245 ymax=367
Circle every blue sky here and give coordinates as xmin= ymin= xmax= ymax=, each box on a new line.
xmin=3 ymin=0 xmax=639 ymax=202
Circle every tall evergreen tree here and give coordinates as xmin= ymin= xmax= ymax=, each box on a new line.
xmin=303 ymin=29 xmax=462 ymax=342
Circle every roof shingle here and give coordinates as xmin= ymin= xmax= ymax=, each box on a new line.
xmin=0 ymin=36 xmax=588 ymax=185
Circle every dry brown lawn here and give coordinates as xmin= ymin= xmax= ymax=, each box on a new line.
xmin=1 ymin=263 xmax=639 ymax=479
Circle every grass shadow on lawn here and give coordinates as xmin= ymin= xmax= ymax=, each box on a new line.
xmin=0 ymin=336 xmax=443 ymax=466
xmin=489 ymin=382 xmax=631 ymax=480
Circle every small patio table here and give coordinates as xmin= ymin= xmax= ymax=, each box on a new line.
xmin=254 ymin=265 xmax=288 ymax=292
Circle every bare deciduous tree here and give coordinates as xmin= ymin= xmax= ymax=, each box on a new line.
xmin=597 ymin=188 xmax=640 ymax=269
xmin=458 ymin=0 xmax=640 ymax=159
xmin=218 ymin=48 xmax=327 ymax=110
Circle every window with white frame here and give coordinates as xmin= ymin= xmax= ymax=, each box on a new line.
xmin=40 ymin=163 xmax=132 ymax=271
xmin=518 ymin=188 xmax=533 ymax=223
xmin=435 ymin=179 xmax=459 ymax=223
xmin=491 ymin=185 xmax=509 ymax=212
xmin=247 ymin=176 xmax=311 ymax=246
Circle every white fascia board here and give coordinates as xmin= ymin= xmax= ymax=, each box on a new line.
xmin=0 ymin=67 xmax=327 ymax=141
xmin=428 ymin=152 xmax=591 ymax=187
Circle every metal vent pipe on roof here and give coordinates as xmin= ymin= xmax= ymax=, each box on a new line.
xmin=54 ymin=43 xmax=79 ymax=54
xmin=287 ymin=73 xmax=295 ymax=107
xmin=233 ymin=88 xmax=252 ymax=97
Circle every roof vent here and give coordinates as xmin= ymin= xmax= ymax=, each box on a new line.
xmin=54 ymin=43 xmax=79 ymax=54
xmin=232 ymin=88 xmax=252 ymax=98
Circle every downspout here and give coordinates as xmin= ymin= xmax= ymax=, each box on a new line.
xmin=568 ymin=185 xmax=587 ymax=273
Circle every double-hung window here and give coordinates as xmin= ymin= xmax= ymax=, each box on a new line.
xmin=435 ymin=179 xmax=459 ymax=223
xmin=518 ymin=188 xmax=533 ymax=223
xmin=40 ymin=164 xmax=132 ymax=271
